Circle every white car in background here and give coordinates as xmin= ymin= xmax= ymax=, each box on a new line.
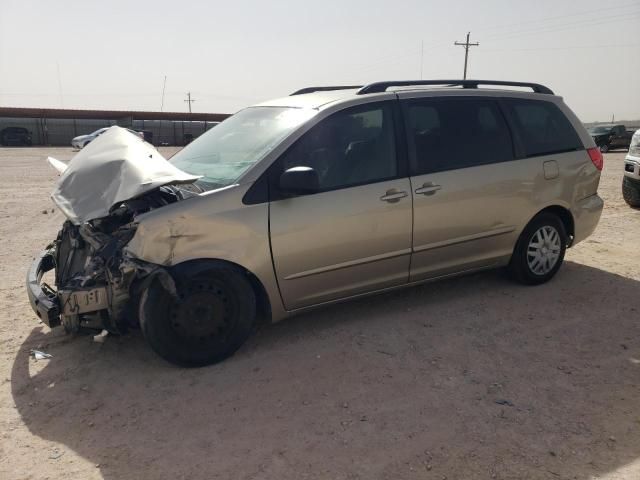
xmin=623 ymin=129 xmax=640 ymax=207
xmin=72 ymin=127 xmax=143 ymax=149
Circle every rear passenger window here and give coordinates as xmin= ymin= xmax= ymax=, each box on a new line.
xmin=503 ymin=99 xmax=583 ymax=157
xmin=405 ymin=98 xmax=514 ymax=175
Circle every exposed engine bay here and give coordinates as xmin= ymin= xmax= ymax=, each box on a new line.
xmin=53 ymin=186 xmax=194 ymax=333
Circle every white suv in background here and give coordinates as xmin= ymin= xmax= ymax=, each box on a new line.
xmin=623 ymin=129 xmax=640 ymax=207
xmin=72 ymin=127 xmax=143 ymax=149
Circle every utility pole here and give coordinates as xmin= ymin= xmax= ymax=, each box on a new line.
xmin=184 ymin=92 xmax=196 ymax=113
xmin=454 ymin=32 xmax=479 ymax=79
xmin=160 ymin=76 xmax=167 ymax=112
xmin=420 ymin=40 xmax=424 ymax=79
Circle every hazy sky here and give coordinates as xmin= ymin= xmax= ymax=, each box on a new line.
xmin=1 ymin=0 xmax=639 ymax=122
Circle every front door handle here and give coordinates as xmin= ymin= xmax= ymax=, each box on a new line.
xmin=380 ymin=189 xmax=408 ymax=203
xmin=415 ymin=183 xmax=442 ymax=196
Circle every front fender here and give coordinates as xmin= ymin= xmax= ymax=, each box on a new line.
xmin=124 ymin=184 xmax=287 ymax=322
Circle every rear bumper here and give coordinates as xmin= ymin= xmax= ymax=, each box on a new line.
xmin=572 ymin=194 xmax=604 ymax=246
xmin=26 ymin=250 xmax=61 ymax=328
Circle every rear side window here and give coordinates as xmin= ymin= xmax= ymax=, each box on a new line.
xmin=404 ymin=97 xmax=515 ymax=175
xmin=503 ymin=99 xmax=583 ymax=157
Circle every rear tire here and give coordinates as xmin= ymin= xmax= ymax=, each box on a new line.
xmin=139 ymin=262 xmax=256 ymax=367
xmin=623 ymin=176 xmax=640 ymax=208
xmin=508 ymin=213 xmax=567 ymax=285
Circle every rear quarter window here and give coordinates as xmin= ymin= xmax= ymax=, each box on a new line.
xmin=503 ymin=98 xmax=583 ymax=157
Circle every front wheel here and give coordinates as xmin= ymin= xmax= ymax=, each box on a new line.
xmin=508 ymin=213 xmax=567 ymax=285
xmin=139 ymin=262 xmax=256 ymax=367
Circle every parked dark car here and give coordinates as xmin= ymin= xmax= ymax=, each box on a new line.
xmin=588 ymin=124 xmax=634 ymax=153
xmin=0 ymin=126 xmax=32 ymax=146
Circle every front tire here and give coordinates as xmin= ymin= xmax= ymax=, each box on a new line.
xmin=139 ymin=262 xmax=256 ymax=367
xmin=623 ymin=176 xmax=640 ymax=208
xmin=508 ymin=213 xmax=567 ymax=285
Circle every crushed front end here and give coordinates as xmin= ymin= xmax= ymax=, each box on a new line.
xmin=26 ymin=126 xmax=200 ymax=334
xmin=26 ymin=186 xmax=187 ymax=334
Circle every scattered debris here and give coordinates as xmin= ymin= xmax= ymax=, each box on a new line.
xmin=29 ymin=350 xmax=52 ymax=360
xmin=49 ymin=449 xmax=64 ymax=460
xmin=377 ymin=350 xmax=395 ymax=357
xmin=41 ymin=210 xmax=48 ymax=214
xmin=494 ymin=399 xmax=514 ymax=407
xmin=621 ymin=344 xmax=628 ymax=350
xmin=487 ymin=382 xmax=503 ymax=394
xmin=93 ymin=329 xmax=109 ymax=343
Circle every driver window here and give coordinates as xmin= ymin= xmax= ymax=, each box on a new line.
xmin=279 ymin=102 xmax=397 ymax=191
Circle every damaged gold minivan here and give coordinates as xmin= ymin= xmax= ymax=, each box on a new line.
xmin=27 ymin=80 xmax=604 ymax=366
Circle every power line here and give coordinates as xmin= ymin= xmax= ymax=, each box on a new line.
xmin=481 ymin=11 xmax=640 ymax=43
xmin=184 ymin=91 xmax=196 ymax=113
xmin=475 ymin=1 xmax=640 ymax=35
xmin=344 ymin=2 xmax=639 ymax=78
xmin=479 ymin=42 xmax=640 ymax=53
xmin=454 ymin=32 xmax=479 ymax=80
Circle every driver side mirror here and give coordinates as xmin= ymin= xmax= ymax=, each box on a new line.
xmin=279 ymin=166 xmax=320 ymax=196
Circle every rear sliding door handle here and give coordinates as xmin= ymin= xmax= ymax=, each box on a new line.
xmin=415 ymin=184 xmax=442 ymax=196
xmin=380 ymin=190 xmax=408 ymax=203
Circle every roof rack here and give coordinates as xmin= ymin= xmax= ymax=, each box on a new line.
xmin=290 ymin=85 xmax=363 ymax=96
xmin=357 ymin=80 xmax=554 ymax=95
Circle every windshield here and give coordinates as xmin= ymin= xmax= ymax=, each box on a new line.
xmin=170 ymin=106 xmax=316 ymax=190
xmin=588 ymin=126 xmax=612 ymax=134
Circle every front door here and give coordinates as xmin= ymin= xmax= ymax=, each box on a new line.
xmin=269 ymin=101 xmax=412 ymax=310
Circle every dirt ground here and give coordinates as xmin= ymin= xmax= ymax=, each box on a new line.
xmin=0 ymin=147 xmax=639 ymax=480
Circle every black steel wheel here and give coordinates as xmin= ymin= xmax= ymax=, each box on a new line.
xmin=139 ymin=262 xmax=256 ymax=367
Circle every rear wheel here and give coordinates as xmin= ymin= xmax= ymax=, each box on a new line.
xmin=139 ymin=262 xmax=256 ymax=367
xmin=508 ymin=213 xmax=567 ymax=285
xmin=623 ymin=176 xmax=640 ymax=208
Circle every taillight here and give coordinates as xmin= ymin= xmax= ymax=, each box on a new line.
xmin=587 ymin=147 xmax=603 ymax=171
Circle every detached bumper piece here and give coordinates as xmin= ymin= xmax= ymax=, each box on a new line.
xmin=26 ymin=251 xmax=61 ymax=328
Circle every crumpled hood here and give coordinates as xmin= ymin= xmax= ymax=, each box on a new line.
xmin=51 ymin=126 xmax=199 ymax=224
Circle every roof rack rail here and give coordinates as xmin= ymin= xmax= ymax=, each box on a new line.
xmin=357 ymin=80 xmax=554 ymax=95
xmin=290 ymin=85 xmax=363 ymax=96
